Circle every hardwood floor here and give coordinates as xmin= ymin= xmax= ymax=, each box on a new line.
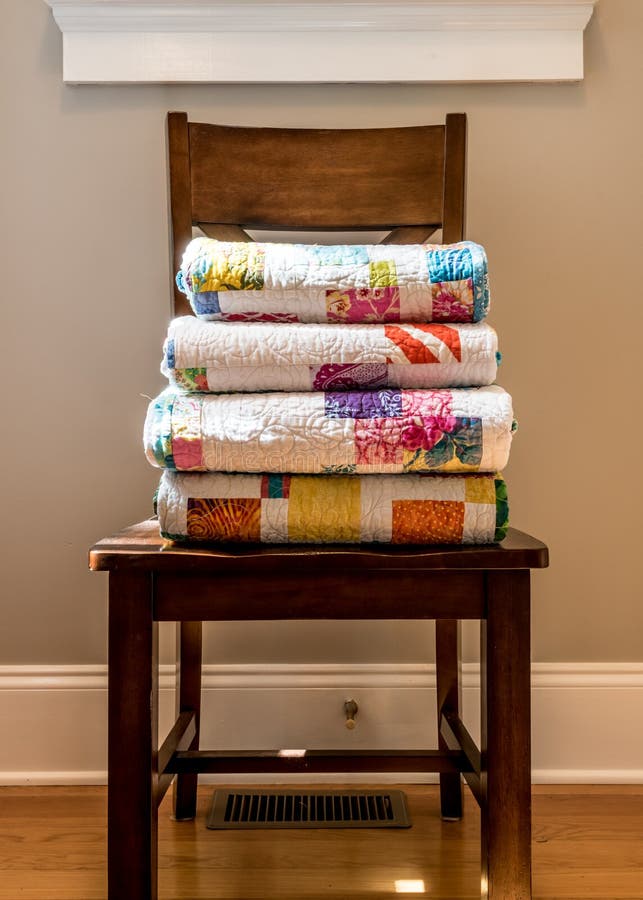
xmin=1 ymin=785 xmax=642 ymax=899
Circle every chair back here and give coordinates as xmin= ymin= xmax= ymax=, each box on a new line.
xmin=167 ymin=112 xmax=466 ymax=315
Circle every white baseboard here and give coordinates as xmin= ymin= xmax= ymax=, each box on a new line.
xmin=1 ymin=663 xmax=642 ymax=785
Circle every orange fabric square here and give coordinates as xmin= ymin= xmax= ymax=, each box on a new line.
xmin=391 ymin=500 xmax=464 ymax=544
xmin=187 ymin=498 xmax=261 ymax=541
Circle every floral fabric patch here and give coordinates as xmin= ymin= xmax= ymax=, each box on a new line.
xmin=174 ymin=368 xmax=208 ymax=392
xmin=431 ymin=279 xmax=474 ymax=322
xmin=325 ymin=287 xmax=400 ymax=323
xmin=354 ymin=418 xmax=405 ymax=467
xmin=402 ymin=417 xmax=483 ymax=472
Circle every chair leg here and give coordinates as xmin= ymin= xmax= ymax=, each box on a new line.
xmin=436 ymin=619 xmax=464 ymax=820
xmin=173 ymin=621 xmax=203 ymax=821
xmin=108 ymin=571 xmax=158 ymax=900
xmin=480 ymin=571 xmax=532 ymax=899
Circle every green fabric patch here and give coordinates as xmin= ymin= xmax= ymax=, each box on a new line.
xmin=369 ymin=260 xmax=397 ymax=287
xmin=494 ymin=475 xmax=509 ymax=542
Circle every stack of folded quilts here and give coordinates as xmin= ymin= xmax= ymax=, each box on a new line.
xmin=144 ymin=238 xmax=514 ymax=545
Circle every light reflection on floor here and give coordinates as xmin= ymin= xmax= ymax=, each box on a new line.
xmin=394 ymin=879 xmax=426 ymax=894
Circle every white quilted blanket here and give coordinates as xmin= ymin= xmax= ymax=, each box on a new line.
xmin=156 ymin=471 xmax=509 ymax=545
xmin=144 ymin=385 xmax=514 ymax=475
xmin=176 ymin=238 xmax=489 ymax=324
xmin=162 ymin=316 xmax=499 ymax=392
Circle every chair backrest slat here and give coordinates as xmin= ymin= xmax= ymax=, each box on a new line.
xmin=187 ymin=122 xmax=446 ymax=229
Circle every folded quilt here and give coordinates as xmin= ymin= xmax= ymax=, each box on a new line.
xmin=177 ymin=238 xmax=489 ymax=324
xmin=163 ymin=317 xmax=499 ymax=392
xmin=156 ymin=471 xmax=509 ymax=545
xmin=144 ymin=385 xmax=514 ymax=475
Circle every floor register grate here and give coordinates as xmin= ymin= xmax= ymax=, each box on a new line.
xmin=207 ymin=789 xmax=411 ymax=829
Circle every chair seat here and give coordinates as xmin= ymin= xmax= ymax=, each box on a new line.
xmin=91 ymin=520 xmax=547 ymax=622
xmin=90 ymin=518 xmax=548 ymax=575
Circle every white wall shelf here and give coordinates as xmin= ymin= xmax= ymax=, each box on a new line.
xmin=45 ymin=0 xmax=597 ymax=84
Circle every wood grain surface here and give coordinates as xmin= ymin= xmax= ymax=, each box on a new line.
xmin=186 ymin=123 xmax=447 ymax=230
xmin=1 ymin=786 xmax=641 ymax=899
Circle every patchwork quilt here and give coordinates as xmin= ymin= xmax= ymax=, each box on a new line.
xmin=176 ymin=238 xmax=489 ymax=324
xmin=162 ymin=317 xmax=499 ymax=392
xmin=156 ymin=471 xmax=509 ymax=544
xmin=144 ymin=385 xmax=514 ymax=475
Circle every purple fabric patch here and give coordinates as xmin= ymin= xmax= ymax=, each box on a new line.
xmin=324 ymin=390 xmax=403 ymax=419
xmin=312 ymin=363 xmax=389 ymax=391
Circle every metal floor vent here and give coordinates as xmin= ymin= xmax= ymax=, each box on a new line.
xmin=207 ymin=789 xmax=411 ymax=829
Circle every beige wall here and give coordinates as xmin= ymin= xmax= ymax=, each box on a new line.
xmin=1 ymin=0 xmax=641 ymax=665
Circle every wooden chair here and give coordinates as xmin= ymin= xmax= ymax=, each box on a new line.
xmin=89 ymin=111 xmax=548 ymax=900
